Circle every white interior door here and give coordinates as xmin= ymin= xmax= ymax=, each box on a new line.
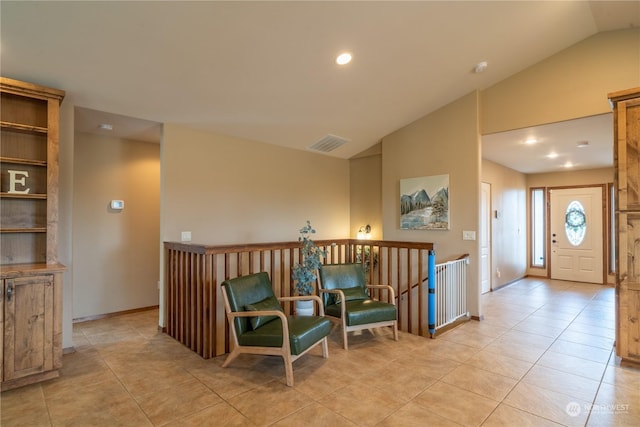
xmin=550 ymin=187 xmax=603 ymax=284
xmin=480 ymin=182 xmax=491 ymax=293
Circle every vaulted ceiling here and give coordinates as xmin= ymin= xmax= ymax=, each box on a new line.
xmin=2 ymin=1 xmax=638 ymax=171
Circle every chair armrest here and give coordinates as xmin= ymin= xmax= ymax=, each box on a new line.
xmin=227 ymin=309 xmax=288 ymax=322
xmin=226 ymin=309 xmax=290 ymax=344
xmin=278 ymin=295 xmax=325 ymax=316
xmin=318 ymin=288 xmax=345 ymax=302
xmin=317 ymin=289 xmax=346 ymax=318
xmin=366 ymin=284 xmax=396 ymax=305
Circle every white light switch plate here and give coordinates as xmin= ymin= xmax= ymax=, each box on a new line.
xmin=181 ymin=231 xmax=192 ymax=242
xmin=110 ymin=200 xmax=124 ymax=210
xmin=462 ymin=230 xmax=476 ymax=241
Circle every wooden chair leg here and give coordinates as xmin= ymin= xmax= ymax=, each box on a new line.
xmin=393 ymin=321 xmax=398 ymax=341
xmin=321 ymin=337 xmax=329 ymax=358
xmin=342 ymin=321 xmax=349 ymax=350
xmin=282 ymin=353 xmax=294 ymax=387
xmin=222 ymin=349 xmax=241 ymax=368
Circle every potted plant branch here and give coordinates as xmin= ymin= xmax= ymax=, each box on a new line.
xmin=291 ymin=220 xmax=325 ymax=315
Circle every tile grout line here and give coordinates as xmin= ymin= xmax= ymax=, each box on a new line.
xmin=440 ymin=281 xmax=543 ymax=425
xmin=92 ymin=318 xmax=157 ymax=427
xmin=584 ymin=347 xmax=616 ymax=427
xmin=479 ymin=281 xmax=612 ymax=426
xmin=510 ymin=284 xmax=615 ymax=425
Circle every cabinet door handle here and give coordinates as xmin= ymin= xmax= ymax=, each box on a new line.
xmin=7 ymin=282 xmax=13 ymax=303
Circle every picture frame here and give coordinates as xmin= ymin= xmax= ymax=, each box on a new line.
xmin=400 ymin=174 xmax=449 ymax=230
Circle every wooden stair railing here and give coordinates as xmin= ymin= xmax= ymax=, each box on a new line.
xmin=164 ymin=239 xmax=435 ymax=358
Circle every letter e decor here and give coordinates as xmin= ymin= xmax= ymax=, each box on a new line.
xmin=8 ymin=170 xmax=30 ymax=194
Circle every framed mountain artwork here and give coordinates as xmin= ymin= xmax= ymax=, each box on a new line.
xmin=400 ymin=174 xmax=449 ymax=230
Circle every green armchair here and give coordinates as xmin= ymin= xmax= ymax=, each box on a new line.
xmin=221 ymin=272 xmax=331 ymax=386
xmin=319 ymin=263 xmax=398 ymax=349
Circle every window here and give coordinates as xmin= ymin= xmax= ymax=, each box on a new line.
xmin=565 ymin=200 xmax=587 ymax=246
xmin=531 ymin=188 xmax=545 ymax=267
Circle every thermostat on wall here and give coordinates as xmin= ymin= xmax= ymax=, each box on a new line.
xmin=110 ymin=200 xmax=124 ymax=210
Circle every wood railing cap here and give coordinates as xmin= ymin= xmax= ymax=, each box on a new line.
xmin=164 ymin=239 xmax=435 ymax=253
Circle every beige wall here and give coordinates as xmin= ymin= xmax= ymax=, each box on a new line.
xmin=482 ymin=28 xmax=640 ymax=134
xmin=72 ymin=132 xmax=160 ymax=318
xmin=381 ymin=91 xmax=481 ymax=317
xmin=160 ymin=124 xmax=351 ymax=326
xmin=526 ymin=167 xmax=614 ymax=188
xmin=526 ymin=167 xmax=614 ymax=282
xmin=161 ymin=124 xmax=351 ymax=245
xmin=481 ymin=160 xmax=527 ymax=288
xmin=349 ymin=148 xmax=382 ymax=239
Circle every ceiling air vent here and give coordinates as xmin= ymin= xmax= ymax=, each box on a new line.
xmin=309 ymin=134 xmax=349 ymax=153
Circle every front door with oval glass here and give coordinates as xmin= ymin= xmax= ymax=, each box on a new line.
xmin=550 ymin=186 xmax=604 ymax=284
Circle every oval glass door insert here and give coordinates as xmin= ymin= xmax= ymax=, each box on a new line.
xmin=565 ymin=200 xmax=586 ymax=246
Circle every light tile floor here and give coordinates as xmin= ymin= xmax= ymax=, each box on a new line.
xmin=1 ymin=277 xmax=639 ymax=426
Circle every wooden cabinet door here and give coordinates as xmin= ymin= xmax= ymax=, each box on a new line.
xmin=628 ymin=289 xmax=640 ymax=359
xmin=3 ymin=275 xmax=53 ymax=381
xmin=1 ymin=279 xmax=3 ymax=383
xmin=616 ymin=97 xmax=640 ymax=211
xmin=617 ymin=212 xmax=640 ymax=359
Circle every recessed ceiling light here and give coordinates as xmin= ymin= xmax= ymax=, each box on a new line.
xmin=336 ymin=52 xmax=352 ymax=65
xmin=99 ymin=123 xmax=113 ymax=131
xmin=564 ymin=161 xmax=573 ymax=168
xmin=547 ymin=152 xmax=558 ymax=159
xmin=525 ymin=138 xmax=538 ymax=145
xmin=474 ymin=61 xmax=488 ymax=73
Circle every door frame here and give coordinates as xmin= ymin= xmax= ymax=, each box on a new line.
xmin=480 ymin=182 xmax=492 ymax=293
xmin=546 ymin=184 xmax=608 ymax=284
